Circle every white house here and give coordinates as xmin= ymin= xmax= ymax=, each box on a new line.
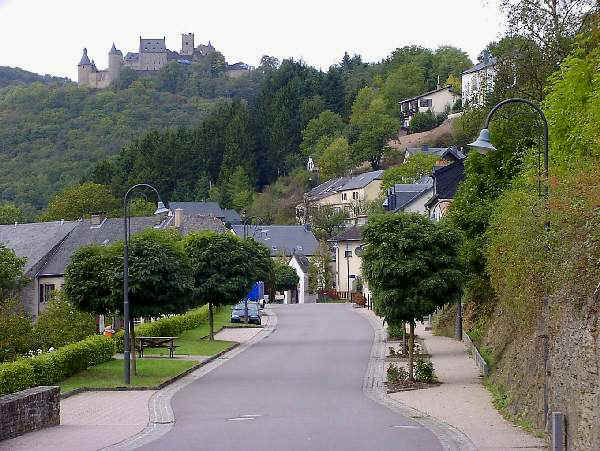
xmin=284 ymin=253 xmax=316 ymax=304
xmin=399 ymin=86 xmax=460 ymax=128
xmin=462 ymin=56 xmax=497 ymax=107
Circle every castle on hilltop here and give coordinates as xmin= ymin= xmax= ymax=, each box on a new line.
xmin=78 ymin=33 xmax=251 ymax=88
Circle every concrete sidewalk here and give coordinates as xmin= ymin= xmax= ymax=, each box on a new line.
xmin=359 ymin=309 xmax=547 ymax=450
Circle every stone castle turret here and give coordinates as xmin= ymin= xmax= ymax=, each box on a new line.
xmin=108 ymin=43 xmax=123 ymax=82
xmin=181 ymin=33 xmax=194 ymax=56
xmin=77 ymin=48 xmax=92 ymax=86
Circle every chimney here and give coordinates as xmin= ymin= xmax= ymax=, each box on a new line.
xmin=174 ymin=208 xmax=184 ymax=227
xmin=90 ymin=214 xmax=106 ymax=227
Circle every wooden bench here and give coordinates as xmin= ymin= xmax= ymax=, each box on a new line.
xmin=136 ymin=336 xmax=179 ymax=358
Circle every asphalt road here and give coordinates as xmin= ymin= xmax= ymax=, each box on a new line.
xmin=142 ymin=303 xmax=441 ymax=451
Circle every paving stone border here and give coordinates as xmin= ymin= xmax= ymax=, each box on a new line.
xmin=356 ymin=308 xmax=477 ymax=451
xmin=101 ymin=309 xmax=278 ymax=450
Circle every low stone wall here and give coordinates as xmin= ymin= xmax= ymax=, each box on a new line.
xmin=0 ymin=386 xmax=60 ymax=441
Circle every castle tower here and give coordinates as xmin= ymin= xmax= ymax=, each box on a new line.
xmin=108 ymin=43 xmax=123 ymax=83
xmin=181 ymin=33 xmax=194 ymax=56
xmin=77 ymin=48 xmax=92 ymax=86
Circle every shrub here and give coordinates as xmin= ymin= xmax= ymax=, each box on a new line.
xmin=34 ymin=293 xmax=97 ymax=350
xmin=0 ymin=298 xmax=35 ymax=363
xmin=415 ymin=358 xmax=437 ymax=383
xmin=0 ymin=359 xmax=35 ymax=395
xmin=387 ymin=323 xmax=405 ymax=340
xmin=387 ymin=362 xmax=408 ymax=384
xmin=407 ymin=110 xmax=447 ymax=134
xmin=114 ymin=305 xmax=210 ymax=352
xmin=0 ymin=335 xmax=115 ymax=395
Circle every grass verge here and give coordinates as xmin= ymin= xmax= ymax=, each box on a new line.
xmin=484 ymin=379 xmax=546 ymax=439
xmin=59 ymin=359 xmax=198 ymax=393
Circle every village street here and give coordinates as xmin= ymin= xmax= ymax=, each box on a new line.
xmin=142 ymin=303 xmax=441 ymax=451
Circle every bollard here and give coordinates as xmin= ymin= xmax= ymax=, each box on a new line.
xmin=551 ymin=412 xmax=566 ymax=451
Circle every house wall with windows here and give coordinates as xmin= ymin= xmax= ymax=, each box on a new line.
xmin=334 ymin=241 xmax=363 ymax=292
xmin=462 ymin=58 xmax=496 ymax=107
xmin=314 ymin=178 xmax=382 ymax=224
xmin=399 ymin=86 xmax=459 ymax=128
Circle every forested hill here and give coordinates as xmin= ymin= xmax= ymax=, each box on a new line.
xmin=0 ymin=66 xmax=70 ymax=88
xmin=0 ymin=81 xmax=218 ymax=213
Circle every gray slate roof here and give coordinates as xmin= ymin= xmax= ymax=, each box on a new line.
xmin=330 ymin=226 xmax=362 ymax=242
xmin=0 ymin=221 xmax=78 ymax=273
xmin=405 ymin=146 xmax=466 ymax=161
xmin=462 ymin=57 xmax=497 ymax=75
xmin=173 ymin=214 xmax=227 ymax=236
xmin=307 ymin=170 xmax=383 ymax=201
xmin=383 ymin=177 xmax=433 ymax=212
xmin=39 ymin=217 xmax=162 ymax=276
xmin=169 ymin=202 xmax=242 ymax=225
xmin=399 ymin=85 xmax=455 ymax=104
xmin=231 ymin=225 xmax=318 ymax=257
xmin=78 ymin=48 xmax=91 ymax=66
xmin=292 ymin=254 xmax=310 ymax=273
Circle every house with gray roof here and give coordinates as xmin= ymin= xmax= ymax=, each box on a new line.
xmin=231 ymin=225 xmax=318 ymax=257
xmin=404 ymin=146 xmax=466 ymax=164
xmin=299 ymin=170 xmax=384 ymax=226
xmin=462 ymin=55 xmax=497 ymax=107
xmin=285 ymin=253 xmax=316 ymax=305
xmin=383 ymin=176 xmax=434 ymax=214
xmin=425 ymin=160 xmax=466 ymax=221
xmin=0 ymin=220 xmax=78 ymax=317
xmin=169 ymin=202 xmax=242 ymax=225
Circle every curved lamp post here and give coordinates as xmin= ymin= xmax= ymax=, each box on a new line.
xmin=123 ymin=183 xmax=168 ymax=385
xmin=468 ymin=98 xmax=550 ymax=426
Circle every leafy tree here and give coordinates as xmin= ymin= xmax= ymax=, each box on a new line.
xmin=0 ymin=297 xmax=35 ymax=362
xmin=183 ymin=231 xmax=258 ymax=339
xmin=127 ymin=198 xmax=157 ymax=217
xmin=381 ymin=153 xmax=438 ymax=191
xmin=318 ymin=137 xmax=351 ymax=180
xmin=300 ymin=110 xmax=346 ymax=158
xmin=40 ymin=183 xmax=119 ymax=221
xmin=299 ymin=95 xmax=327 ymax=128
xmin=223 ymin=166 xmax=255 ymax=212
xmin=0 ymin=202 xmax=24 ymax=225
xmin=307 ymin=241 xmax=334 ymax=293
xmin=0 ymin=244 xmax=28 ymax=300
xmin=382 ymin=63 xmax=426 ymax=115
xmin=34 ymin=293 xmax=96 ymax=349
xmin=446 ymin=74 xmax=462 ymax=95
xmin=308 ymin=204 xmax=349 ymax=241
xmin=432 ymin=46 xmax=472 ymax=87
xmin=362 ymin=213 xmax=462 ymax=380
xmin=351 ymin=107 xmax=401 ymax=169
xmin=273 ymin=261 xmax=299 ymax=292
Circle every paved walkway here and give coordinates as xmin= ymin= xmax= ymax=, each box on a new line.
xmin=357 ymin=309 xmax=547 ymax=450
xmin=0 ymin=391 xmax=154 ymax=451
xmin=0 ymin=323 xmax=269 ymax=451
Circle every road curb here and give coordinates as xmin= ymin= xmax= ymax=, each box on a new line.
xmin=355 ymin=307 xmax=477 ymax=451
xmin=101 ymin=309 xmax=278 ymax=450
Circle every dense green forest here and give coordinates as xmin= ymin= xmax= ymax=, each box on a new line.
xmin=0 ymin=46 xmax=471 ymax=221
xmin=0 ymin=66 xmax=70 ymax=88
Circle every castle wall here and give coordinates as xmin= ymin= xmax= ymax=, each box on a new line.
xmin=182 ymin=33 xmax=194 ymax=56
xmin=138 ymin=52 xmax=168 ymax=71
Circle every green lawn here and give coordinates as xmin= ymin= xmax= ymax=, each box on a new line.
xmin=143 ymin=306 xmax=238 ymax=356
xmin=59 ymin=359 xmax=198 ymax=393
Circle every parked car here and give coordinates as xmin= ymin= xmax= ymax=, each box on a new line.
xmin=230 ymin=303 xmax=261 ymax=325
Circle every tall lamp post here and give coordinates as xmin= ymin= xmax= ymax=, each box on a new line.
xmin=468 ymin=97 xmax=550 ymax=426
xmin=123 ymin=183 xmax=169 ymax=385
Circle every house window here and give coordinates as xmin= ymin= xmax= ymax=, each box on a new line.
xmin=344 ymin=250 xmax=352 ymax=258
xmin=352 ymin=191 xmax=359 ymax=200
xmin=419 ymin=98 xmax=432 ymax=108
xmin=40 ymin=284 xmax=55 ymax=304
xmin=341 ymin=193 xmax=347 ymax=201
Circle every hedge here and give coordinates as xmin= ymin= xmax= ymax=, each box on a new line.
xmin=114 ymin=305 xmax=210 ymax=352
xmin=0 ymin=335 xmax=115 ymax=395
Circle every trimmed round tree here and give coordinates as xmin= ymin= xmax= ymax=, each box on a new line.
xmin=183 ymin=231 xmax=259 ymax=339
xmin=274 ymin=261 xmax=299 ymax=292
xmin=362 ymin=213 xmax=463 ymax=380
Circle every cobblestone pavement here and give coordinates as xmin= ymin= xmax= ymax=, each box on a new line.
xmin=0 ymin=391 xmax=155 ymax=451
xmin=356 ymin=308 xmax=547 ymax=451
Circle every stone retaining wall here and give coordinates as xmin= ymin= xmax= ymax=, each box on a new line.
xmin=0 ymin=386 xmax=60 ymax=441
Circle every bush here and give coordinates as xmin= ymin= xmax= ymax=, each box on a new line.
xmin=387 ymin=362 xmax=408 ymax=384
xmin=114 ymin=305 xmax=210 ymax=352
xmin=0 ymin=335 xmax=115 ymax=395
xmin=34 ymin=294 xmax=97 ymax=350
xmin=387 ymin=323 xmax=405 ymax=340
xmin=415 ymin=358 xmax=437 ymax=383
xmin=407 ymin=110 xmax=447 ymax=134
xmin=0 ymin=298 xmax=35 ymax=363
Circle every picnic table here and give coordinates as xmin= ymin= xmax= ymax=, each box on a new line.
xmin=136 ymin=336 xmax=179 ymax=358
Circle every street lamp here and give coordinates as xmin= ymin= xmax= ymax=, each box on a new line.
xmin=468 ymin=97 xmax=550 ymax=426
xmin=123 ymin=183 xmax=168 ymax=385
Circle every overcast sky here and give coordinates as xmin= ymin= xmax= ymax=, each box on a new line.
xmin=0 ymin=0 xmax=504 ymax=80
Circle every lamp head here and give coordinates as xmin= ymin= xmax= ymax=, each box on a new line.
xmin=154 ymin=201 xmax=169 ymax=215
xmin=468 ymin=128 xmax=496 ymax=154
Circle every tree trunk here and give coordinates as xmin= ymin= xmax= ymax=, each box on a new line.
xmin=130 ymin=316 xmax=137 ymax=376
xmin=402 ymin=321 xmax=407 ymax=355
xmin=408 ymin=321 xmax=415 ymax=381
xmin=209 ymin=302 xmax=214 ymax=341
